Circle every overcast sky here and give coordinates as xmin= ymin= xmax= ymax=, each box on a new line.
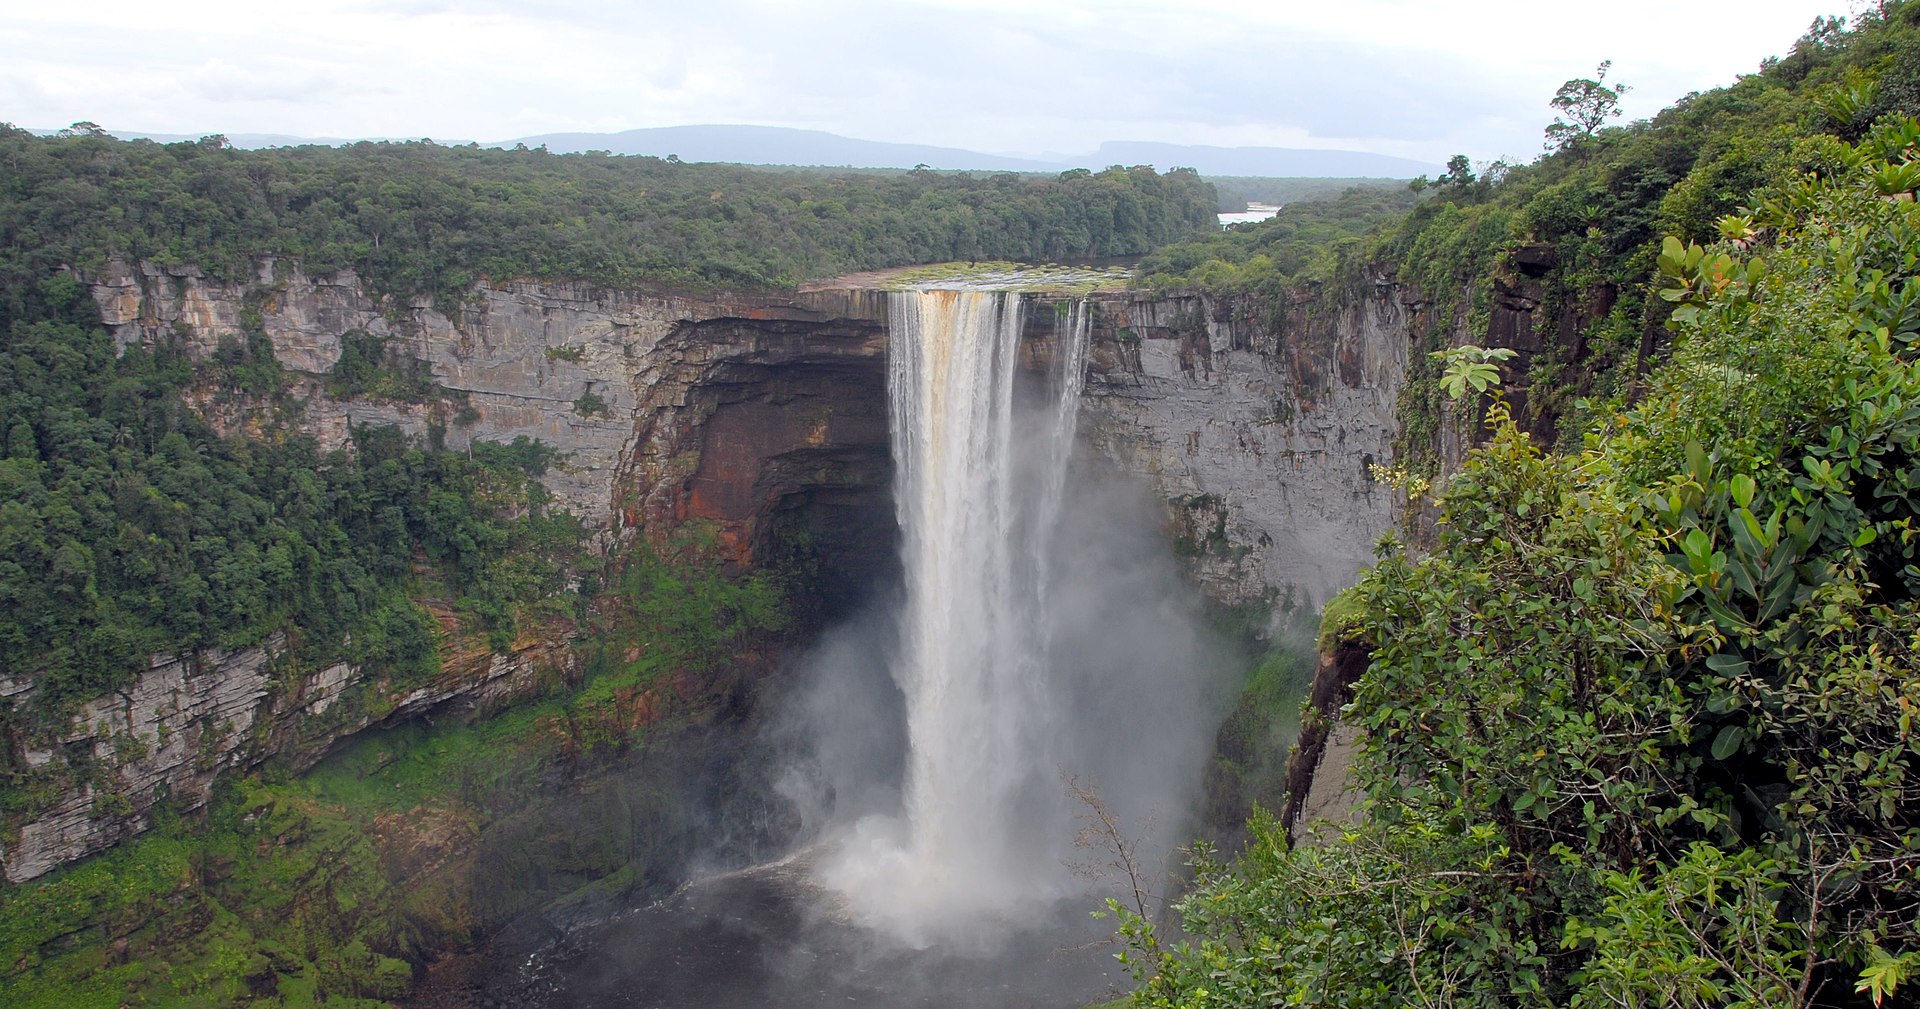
xmin=2 ymin=0 xmax=1863 ymax=163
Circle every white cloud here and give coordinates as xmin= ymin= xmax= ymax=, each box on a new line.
xmin=0 ymin=0 xmax=1856 ymax=161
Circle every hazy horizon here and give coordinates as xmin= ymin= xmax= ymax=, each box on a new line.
xmin=3 ymin=0 xmax=1846 ymax=165
xmin=18 ymin=122 xmax=1446 ymax=177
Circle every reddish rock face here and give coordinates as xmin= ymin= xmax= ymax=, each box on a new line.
xmin=618 ymin=312 xmax=899 ymax=621
xmin=683 ymin=386 xmax=884 ymax=546
xmin=679 ymin=363 xmax=894 ymax=590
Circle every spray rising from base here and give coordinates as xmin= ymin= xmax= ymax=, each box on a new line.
xmin=780 ymin=290 xmax=1232 ymax=948
xmin=432 ymin=290 xmax=1242 ymax=1007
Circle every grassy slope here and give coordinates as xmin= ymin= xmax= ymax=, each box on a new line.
xmin=0 ymin=542 xmax=789 ymax=1007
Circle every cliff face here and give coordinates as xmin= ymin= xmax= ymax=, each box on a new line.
xmin=1 ymin=263 xmax=896 ymax=883
xmin=88 ymin=260 xmax=889 ymax=532
xmin=2 ymin=262 xmax=1417 ymax=883
xmin=84 ymin=260 xmax=1411 ymax=613
xmin=0 ymin=625 xmax=569 ymax=883
xmin=618 ymin=288 xmax=894 ymax=597
xmin=1076 ymin=286 xmax=1410 ymax=620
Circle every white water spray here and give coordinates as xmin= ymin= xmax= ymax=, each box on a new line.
xmin=816 ymin=290 xmax=1089 ymax=933
xmin=805 ymin=288 xmax=1222 ymax=945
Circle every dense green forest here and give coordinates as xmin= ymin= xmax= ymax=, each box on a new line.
xmin=0 ymin=271 xmax=581 ymax=729
xmin=1122 ymin=5 xmax=1920 ymax=1007
xmin=0 ymin=128 xmax=1216 ymax=310
xmin=8 ymin=3 xmax=1920 ymax=1007
xmin=0 ymin=531 xmax=794 ymax=1007
xmin=0 ymin=245 xmax=790 ymax=1007
xmin=0 ymin=123 xmax=1216 ymax=787
xmin=1139 ymin=2 xmax=1920 ymax=459
xmin=0 ymin=109 xmax=1216 ymax=1008
xmin=0 ymin=257 xmax=599 ymax=1004
xmin=1136 ymin=183 xmax=1422 ymax=291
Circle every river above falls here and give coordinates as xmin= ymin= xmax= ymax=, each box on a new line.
xmin=1217 ymin=202 xmax=1280 ymax=227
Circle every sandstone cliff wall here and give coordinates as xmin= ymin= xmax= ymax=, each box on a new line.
xmin=2 ymin=261 xmax=1421 ymax=882
xmin=2 ymin=263 xmax=894 ymax=882
xmin=0 ymin=622 xmax=571 ymax=882
xmin=1076 ymin=285 xmax=1411 ymax=622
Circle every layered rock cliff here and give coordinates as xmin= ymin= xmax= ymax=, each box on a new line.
xmin=0 ymin=622 xmax=572 ymax=882
xmin=3 ymin=261 xmax=898 ymax=882
xmin=1076 ymin=285 xmax=1410 ymax=621
xmin=1 ymin=261 xmax=1416 ymax=882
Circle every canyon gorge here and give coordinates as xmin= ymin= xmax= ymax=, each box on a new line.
xmin=1 ymin=253 xmax=1425 ymax=887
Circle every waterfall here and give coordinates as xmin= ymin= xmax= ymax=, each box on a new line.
xmin=1036 ymin=299 xmax=1090 ymax=568
xmin=818 ymin=289 xmax=1094 ymax=937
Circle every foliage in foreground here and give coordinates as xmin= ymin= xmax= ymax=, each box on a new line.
xmin=1122 ymin=115 xmax=1920 ymax=1008
xmin=1140 ymin=4 xmax=1920 ymax=468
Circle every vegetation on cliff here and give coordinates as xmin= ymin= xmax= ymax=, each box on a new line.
xmin=0 ymin=251 xmax=604 ymax=1009
xmin=0 ymin=213 xmax=793 ymax=1006
xmin=0 ymin=60 xmax=1214 ymax=1002
xmin=1138 ymin=4 xmax=1920 ymax=470
xmin=0 ymin=528 xmax=794 ymax=1008
xmin=1376 ymin=3 xmax=1920 ymax=465
xmin=1122 ymin=25 xmax=1920 ymax=1009
xmin=9 ymin=8 xmax=1918 ymax=1009
xmin=1135 ymin=183 xmax=1421 ymax=293
xmin=0 ymin=128 xmax=1216 ymax=309
xmin=0 ymin=271 xmax=581 ymax=733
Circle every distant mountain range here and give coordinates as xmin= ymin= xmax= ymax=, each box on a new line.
xmin=71 ymin=123 xmax=1439 ymax=178
xmin=497 ymin=125 xmax=1441 ymax=178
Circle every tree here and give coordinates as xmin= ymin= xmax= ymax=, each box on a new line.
xmin=1122 ymin=114 xmax=1920 ymax=1009
xmin=1411 ymin=155 xmax=1479 ymax=195
xmin=1440 ymin=154 xmax=1475 ymax=187
xmin=1545 ymin=61 xmax=1630 ymax=150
